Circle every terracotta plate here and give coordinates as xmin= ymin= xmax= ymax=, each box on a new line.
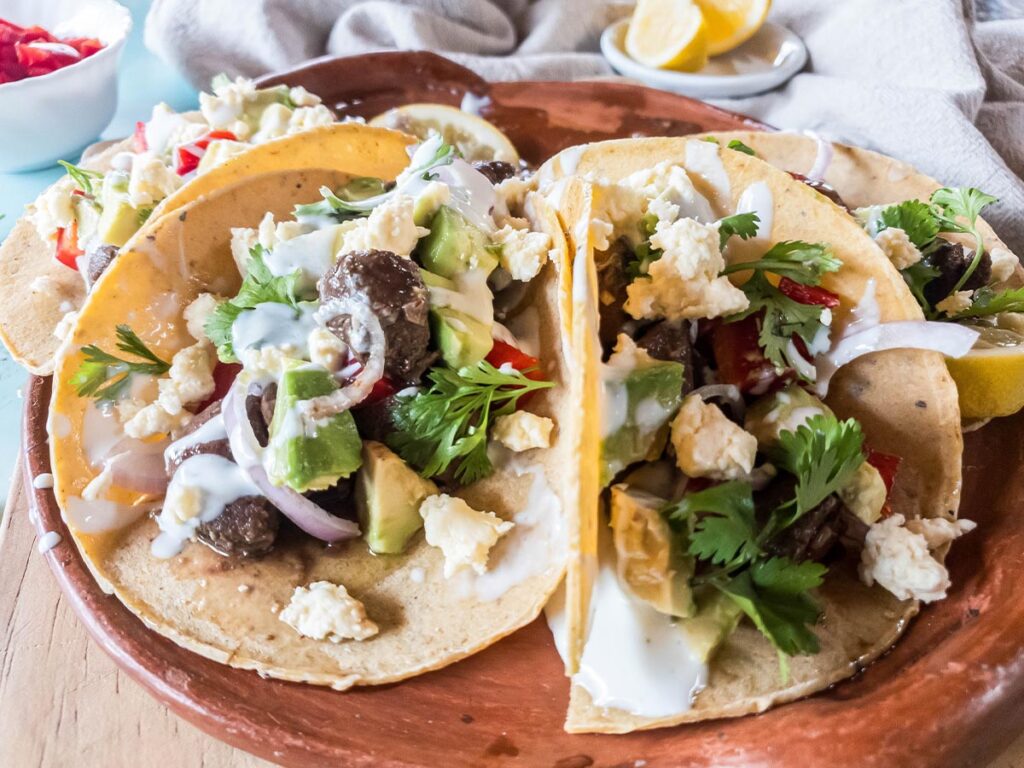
xmin=24 ymin=52 xmax=1024 ymax=767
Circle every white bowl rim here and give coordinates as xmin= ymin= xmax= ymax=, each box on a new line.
xmin=0 ymin=0 xmax=132 ymax=93
xmin=600 ymin=18 xmax=807 ymax=94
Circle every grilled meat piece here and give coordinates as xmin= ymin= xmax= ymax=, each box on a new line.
xmin=353 ymin=394 xmax=399 ymax=443
xmin=473 ymin=160 xmax=518 ymax=185
xmin=789 ymin=172 xmax=849 ymax=211
xmin=86 ymin=244 xmax=119 ymax=287
xmin=635 ymin=319 xmax=696 ymax=393
xmin=597 ymin=241 xmax=633 ymax=355
xmin=764 ymin=491 xmax=847 ymax=563
xmin=923 ymin=239 xmax=992 ymax=306
xmin=305 ymin=477 xmax=357 ymax=521
xmin=196 ymin=496 xmax=279 ymax=558
xmin=164 ymin=401 xmax=229 ymax=475
xmin=319 ymin=249 xmax=432 ymax=383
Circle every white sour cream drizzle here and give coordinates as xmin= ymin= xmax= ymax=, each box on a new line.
xmin=37 ymin=531 xmax=62 ymax=553
xmin=426 ymin=268 xmax=494 ymax=327
xmin=684 ymin=139 xmax=731 ymax=202
xmin=814 ymin=279 xmax=979 ymax=395
xmin=151 ymin=453 xmax=262 ymax=559
xmin=804 ymin=130 xmax=834 ymax=180
xmin=65 ymin=496 xmax=150 ymax=534
xmin=164 ymin=413 xmax=227 ymax=465
xmin=231 ymin=302 xmax=317 ymax=358
xmin=546 ymin=533 xmax=708 ymax=718
xmin=735 ymin=181 xmax=774 ymax=240
xmin=459 ymin=92 xmax=491 ymax=117
xmin=458 ymin=453 xmax=566 ymax=601
xmin=263 ymin=226 xmax=338 ymax=290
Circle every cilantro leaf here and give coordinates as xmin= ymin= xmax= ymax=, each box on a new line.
xmin=58 ymin=160 xmax=103 ymax=198
xmin=750 ymin=556 xmax=827 ymax=594
xmin=388 ymin=361 xmax=553 ymax=485
xmin=625 ymin=212 xmax=662 ymax=279
xmin=878 ymin=199 xmax=940 ymax=250
xmin=769 ymin=414 xmax=865 ymax=526
xmin=204 ymin=246 xmax=302 ymax=362
xmin=950 ymin=285 xmax=1024 ymax=319
xmin=900 ymin=260 xmax=941 ymax=318
xmin=722 ymin=241 xmax=841 ymax=286
xmin=717 ymin=211 xmax=760 ymax=249
xmin=931 ymin=187 xmax=998 ymax=232
xmin=664 ymin=481 xmax=759 ymax=569
xmin=728 ymin=272 xmax=827 ymax=378
xmin=727 ymin=139 xmax=756 ymax=156
xmin=294 ymin=183 xmax=379 ymax=222
xmin=71 ymin=325 xmax=170 ymax=402
xmin=716 ymin=570 xmax=822 ymax=661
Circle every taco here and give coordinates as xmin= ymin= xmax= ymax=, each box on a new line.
xmin=47 ymin=125 xmax=576 ymax=688
xmin=3 ymin=75 xmax=339 ymax=375
xmin=538 ymin=137 xmax=977 ymax=732
xmin=703 ymin=131 xmax=1024 ymax=420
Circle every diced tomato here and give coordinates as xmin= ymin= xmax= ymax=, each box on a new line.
xmin=195 ymin=362 xmax=242 ymax=413
xmin=365 ymin=376 xmax=399 ymax=406
xmin=777 ymin=277 xmax=840 ymax=308
xmin=485 ymin=340 xmax=544 ymax=381
xmin=866 ymin=448 xmax=902 ymax=518
xmin=0 ymin=19 xmax=102 ymax=83
xmin=54 ymin=219 xmax=83 ymax=271
xmin=175 ymin=130 xmax=238 ymax=176
xmin=133 ymin=121 xmax=148 ymax=153
xmin=711 ymin=315 xmax=792 ymax=395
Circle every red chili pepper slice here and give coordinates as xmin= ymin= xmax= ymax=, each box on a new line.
xmin=485 ymin=339 xmax=544 ymax=381
xmin=777 ymin=277 xmax=840 ymax=308
xmin=175 ymin=130 xmax=238 ymax=176
xmin=54 ymin=219 xmax=83 ymax=271
xmin=711 ymin=315 xmax=792 ymax=395
xmin=866 ymin=448 xmax=902 ymax=518
xmin=133 ymin=121 xmax=148 ymax=153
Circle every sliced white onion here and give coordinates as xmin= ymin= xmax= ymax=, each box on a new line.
xmin=106 ymin=441 xmax=170 ymax=495
xmin=805 ymin=130 xmax=834 ymax=180
xmin=692 ymin=384 xmax=745 ymax=420
xmin=223 ymin=385 xmax=360 ymax=543
xmin=814 ymin=321 xmax=979 ymax=396
xmin=306 ymin=299 xmax=386 ymax=422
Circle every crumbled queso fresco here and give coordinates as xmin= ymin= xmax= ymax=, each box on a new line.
xmin=418 ymin=494 xmax=514 ymax=578
xmin=280 ymin=581 xmax=379 ymax=642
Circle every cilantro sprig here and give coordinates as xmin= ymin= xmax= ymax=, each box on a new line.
xmin=204 ymin=246 xmax=303 ymax=361
xmin=388 ymin=361 xmax=553 ymax=485
xmin=294 ymin=177 xmax=388 ymax=222
xmin=876 ymin=187 xmax=999 ymax=310
xmin=661 ymin=413 xmax=864 ymax=666
xmin=717 ymin=211 xmax=760 ymax=249
xmin=948 ymin=285 xmax=1024 ymax=319
xmin=71 ymin=325 xmax=170 ymax=402
xmin=625 ymin=212 xmax=662 ymax=280
xmin=722 ymin=240 xmax=841 ymax=283
xmin=58 ymin=160 xmax=103 ymax=198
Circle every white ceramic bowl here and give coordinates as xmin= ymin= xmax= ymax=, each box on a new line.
xmin=601 ymin=19 xmax=807 ymax=99
xmin=0 ymin=0 xmax=131 ymax=172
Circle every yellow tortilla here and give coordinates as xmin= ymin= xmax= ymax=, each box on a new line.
xmin=49 ymin=125 xmax=576 ymax=688
xmin=539 ymin=138 xmax=963 ymax=732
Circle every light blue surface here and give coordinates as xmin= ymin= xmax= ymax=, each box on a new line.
xmin=0 ymin=0 xmax=196 ymax=502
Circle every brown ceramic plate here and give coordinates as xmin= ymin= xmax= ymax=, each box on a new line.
xmin=24 ymin=52 xmax=1024 ymax=768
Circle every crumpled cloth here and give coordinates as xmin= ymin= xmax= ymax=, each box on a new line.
xmin=145 ymin=0 xmax=1024 ymax=253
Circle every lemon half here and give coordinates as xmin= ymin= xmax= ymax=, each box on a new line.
xmin=696 ymin=0 xmax=772 ymax=56
xmin=369 ymin=103 xmax=519 ymax=164
xmin=948 ymin=321 xmax=1024 ymax=420
xmin=625 ymin=0 xmax=709 ymax=72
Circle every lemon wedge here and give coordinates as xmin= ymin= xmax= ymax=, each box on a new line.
xmin=947 ymin=320 xmax=1024 ymax=419
xmin=369 ymin=103 xmax=519 ymax=164
xmin=695 ymin=0 xmax=771 ymax=56
xmin=625 ymin=0 xmax=709 ymax=73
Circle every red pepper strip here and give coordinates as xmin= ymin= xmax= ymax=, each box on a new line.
xmin=777 ymin=277 xmax=841 ymax=308
xmin=54 ymin=219 xmax=83 ymax=271
xmin=866 ymin=448 xmax=902 ymax=518
xmin=365 ymin=376 xmax=399 ymax=405
xmin=175 ymin=130 xmax=238 ymax=176
xmin=485 ymin=339 xmax=544 ymax=381
xmin=711 ymin=315 xmax=792 ymax=395
xmin=133 ymin=121 xmax=148 ymax=153
xmin=195 ymin=362 xmax=242 ymax=413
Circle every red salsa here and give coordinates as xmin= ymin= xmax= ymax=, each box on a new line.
xmin=0 ymin=18 xmax=104 ymax=84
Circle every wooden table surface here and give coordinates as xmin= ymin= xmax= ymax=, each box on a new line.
xmin=1 ymin=455 xmax=1023 ymax=768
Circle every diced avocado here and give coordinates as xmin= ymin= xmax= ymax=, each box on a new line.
xmin=430 ymin=307 xmax=494 ymax=369
xmin=744 ymin=384 xmax=833 ymax=448
xmin=676 ymin=587 xmax=744 ymax=663
xmin=356 ymin=441 xmax=437 ymax=554
xmin=601 ymin=360 xmax=685 ymax=486
xmin=96 ymin=198 xmax=143 ymax=247
xmin=610 ymin=484 xmax=695 ymax=617
xmin=418 ymin=206 xmax=498 ymax=279
xmin=266 ymin=366 xmax=363 ymax=492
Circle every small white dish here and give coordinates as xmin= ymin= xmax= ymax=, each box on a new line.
xmin=600 ymin=18 xmax=807 ymax=99
xmin=0 ymin=0 xmax=132 ymax=172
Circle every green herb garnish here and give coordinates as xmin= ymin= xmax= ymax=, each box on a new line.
xmin=717 ymin=211 xmax=760 ymax=249
xmin=950 ymin=285 xmax=1024 ymax=319
xmin=727 ymin=139 xmax=756 ymax=156
xmin=722 ymin=240 xmax=841 ymax=283
xmin=71 ymin=325 xmax=170 ymax=402
xmin=58 ymin=160 xmax=103 ymax=198
xmin=388 ymin=361 xmax=553 ymax=485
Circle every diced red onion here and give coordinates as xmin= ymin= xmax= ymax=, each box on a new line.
xmin=107 ymin=446 xmax=170 ymax=495
xmin=222 ymin=385 xmax=360 ymax=543
xmin=814 ymin=321 xmax=979 ymax=396
xmin=806 ymin=131 xmax=834 ymax=180
xmin=691 ymin=383 xmax=745 ymax=420
xmin=305 ymin=299 xmax=385 ymax=422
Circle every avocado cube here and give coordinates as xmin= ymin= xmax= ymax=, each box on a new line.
xmin=356 ymin=441 xmax=437 ymax=554
xmin=601 ymin=360 xmax=686 ymax=486
xmin=267 ymin=366 xmax=363 ymax=492
xmin=677 ymin=587 xmax=744 ymax=663
xmin=418 ymin=206 xmax=497 ymax=279
xmin=97 ymin=199 xmax=143 ymax=248
xmin=430 ymin=307 xmax=494 ymax=369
